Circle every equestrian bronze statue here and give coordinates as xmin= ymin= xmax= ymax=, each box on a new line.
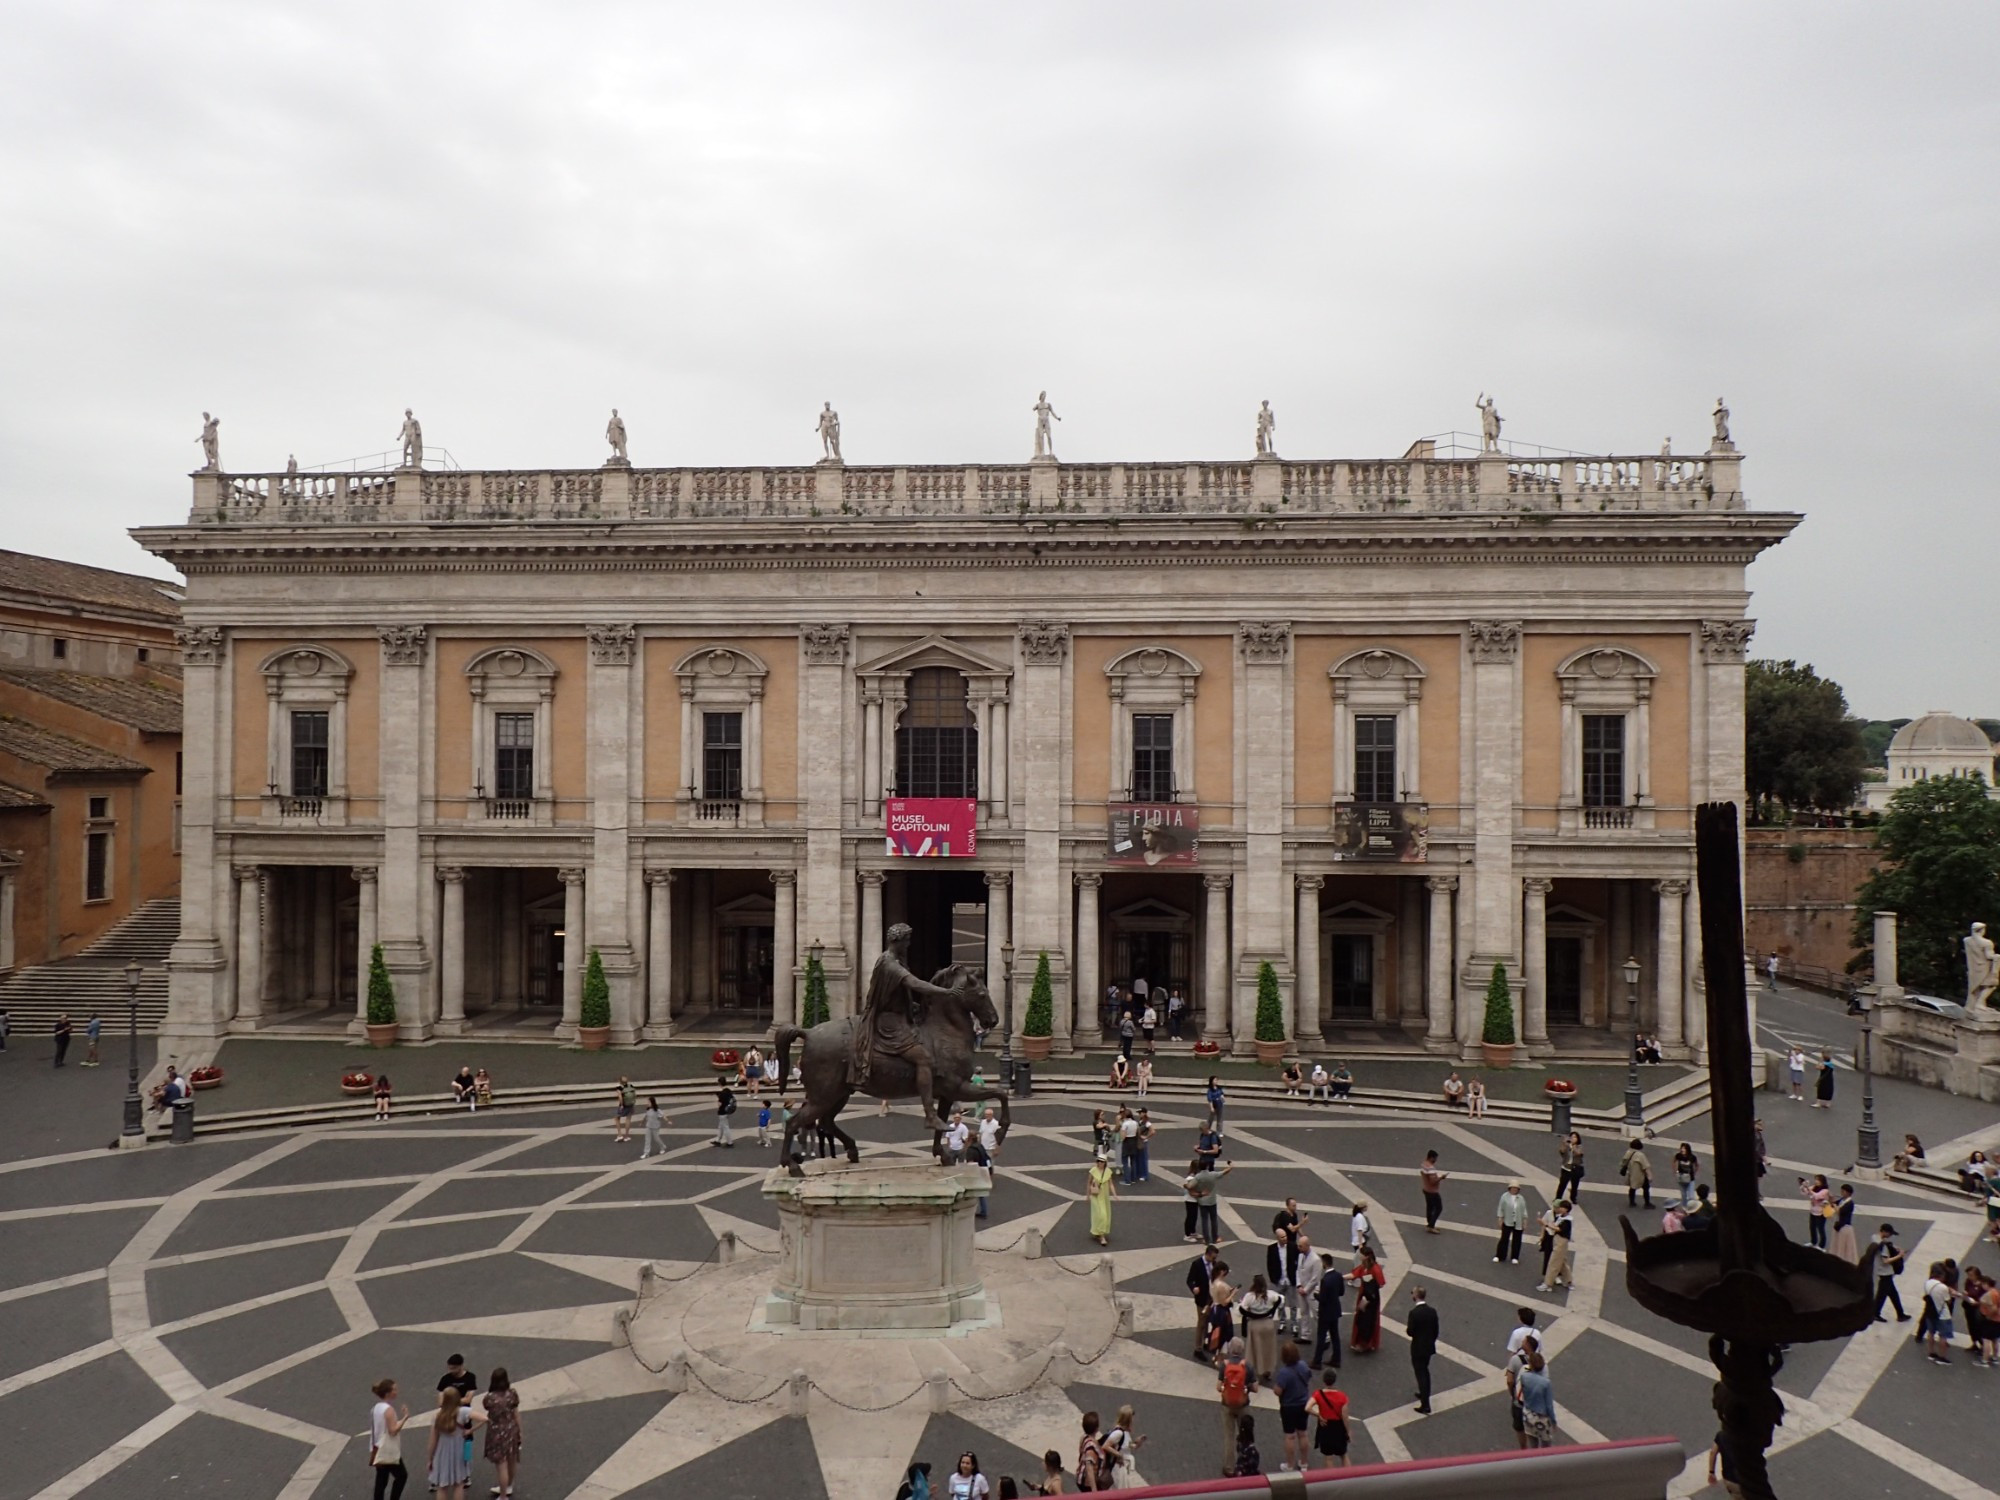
xmin=773 ymin=922 xmax=1009 ymax=1170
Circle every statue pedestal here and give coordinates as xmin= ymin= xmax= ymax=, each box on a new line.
xmin=762 ymin=1161 xmax=989 ymax=1331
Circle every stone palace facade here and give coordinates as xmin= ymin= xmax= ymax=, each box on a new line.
xmin=135 ymin=425 xmax=1792 ymax=1061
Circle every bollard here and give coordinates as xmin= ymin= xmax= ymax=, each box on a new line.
xmin=1024 ymin=1227 xmax=1044 ymax=1260
xmin=664 ymin=1351 xmax=689 ymax=1393
xmin=1115 ymin=1295 xmax=1134 ymax=1336
xmin=638 ymin=1262 xmax=656 ymax=1298
xmin=927 ymin=1370 xmax=951 ymax=1412
xmin=1047 ymin=1341 xmax=1075 ymax=1388
xmin=788 ymin=1369 xmax=810 ymax=1419
xmin=1096 ymin=1254 xmax=1116 ymax=1294
xmin=717 ymin=1229 xmax=738 ymax=1266
xmin=612 ymin=1308 xmax=633 ymax=1345
xmin=170 ymin=1099 xmax=195 ymax=1143
xmin=1549 ymin=1096 xmax=1572 ymax=1138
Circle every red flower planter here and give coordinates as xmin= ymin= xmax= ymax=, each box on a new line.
xmin=1543 ymin=1078 xmax=1578 ymax=1100
xmin=188 ymin=1066 xmax=224 ymax=1091
xmin=711 ymin=1049 xmax=741 ymax=1071
xmin=340 ymin=1072 xmax=374 ymax=1096
xmin=1192 ymin=1040 xmax=1222 ymax=1058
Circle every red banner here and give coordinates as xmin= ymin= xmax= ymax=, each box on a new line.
xmin=885 ymin=798 xmax=978 ymax=857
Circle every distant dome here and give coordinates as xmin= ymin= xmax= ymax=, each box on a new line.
xmin=1889 ymin=712 xmax=1993 ymax=755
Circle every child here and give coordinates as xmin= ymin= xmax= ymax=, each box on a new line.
xmin=757 ymin=1101 xmax=772 ymax=1148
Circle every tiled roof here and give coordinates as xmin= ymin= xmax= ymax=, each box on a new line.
xmin=0 ymin=550 xmax=183 ymax=622
xmin=0 ymin=669 xmax=181 ymax=734
xmin=0 ymin=780 xmax=49 ymax=809
xmin=0 ymin=716 xmax=148 ymax=774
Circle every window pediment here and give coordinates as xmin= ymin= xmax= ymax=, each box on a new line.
xmin=465 ymin=646 xmax=560 ymax=683
xmin=675 ymin=645 xmax=770 ymax=683
xmin=1105 ymin=645 xmax=1203 ymax=685
xmin=857 ymin=635 xmax=1012 ymax=681
xmin=1556 ymin=646 xmax=1657 ymax=702
xmin=259 ymin=644 xmax=355 ymax=683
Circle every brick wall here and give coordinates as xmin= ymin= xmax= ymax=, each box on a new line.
xmin=1744 ymin=827 xmax=1880 ymax=977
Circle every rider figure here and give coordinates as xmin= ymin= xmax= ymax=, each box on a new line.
xmin=853 ymin=923 xmax=957 ymax=1130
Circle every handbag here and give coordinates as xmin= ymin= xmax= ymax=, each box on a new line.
xmin=373 ymin=1421 xmax=402 ymax=1467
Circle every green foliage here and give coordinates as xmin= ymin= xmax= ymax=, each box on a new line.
xmin=801 ymin=952 xmax=830 ymax=1028
xmin=1858 ymin=719 xmax=1910 ymax=768
xmin=1482 ymin=962 xmax=1516 ymax=1046
xmin=1022 ymin=950 xmax=1054 ymax=1037
xmin=579 ymin=948 xmax=611 ymax=1029
xmin=1254 ymin=961 xmax=1286 ymax=1044
xmin=1746 ymin=659 xmax=1868 ymax=813
xmin=365 ymin=944 xmax=397 ymax=1027
xmin=1853 ymin=775 xmax=2000 ymax=995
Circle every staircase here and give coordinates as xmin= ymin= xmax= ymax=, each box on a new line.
xmin=0 ymin=899 xmax=177 ymax=1035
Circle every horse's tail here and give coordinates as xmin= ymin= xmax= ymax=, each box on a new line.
xmin=774 ymin=1025 xmax=806 ymax=1092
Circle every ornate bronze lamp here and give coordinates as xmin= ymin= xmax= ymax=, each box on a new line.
xmin=1619 ymin=803 xmax=1876 ymax=1500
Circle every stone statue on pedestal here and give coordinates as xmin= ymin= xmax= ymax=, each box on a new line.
xmin=397 ymin=409 xmax=423 ymax=469
xmin=1476 ymin=393 xmax=1502 ymax=451
xmin=605 ymin=408 xmax=628 ymax=464
xmin=1712 ymin=397 xmax=1731 ymax=448
xmin=1967 ymin=922 xmax=1998 ymax=1009
xmin=197 ymin=413 xmax=220 ymax=472
xmin=1255 ymin=400 xmax=1276 ymax=457
xmin=816 ymin=402 xmax=842 ymax=462
xmin=1032 ymin=391 xmax=1061 ymax=459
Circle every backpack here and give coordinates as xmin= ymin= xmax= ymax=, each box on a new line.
xmin=721 ymin=1094 xmax=737 ymax=1116
xmin=1220 ymin=1359 xmax=1251 ymax=1409
xmin=1077 ymin=1433 xmax=1105 ymax=1491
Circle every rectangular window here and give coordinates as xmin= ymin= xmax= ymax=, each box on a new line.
xmin=175 ymin=752 xmax=184 ymax=795
xmin=894 ymin=670 xmax=978 ymax=799
xmin=1582 ymin=714 xmax=1626 ymax=807
xmin=1131 ymin=713 xmax=1176 ymax=801
xmin=137 ymin=647 xmax=150 ymax=663
xmin=52 ymin=637 xmax=68 ymax=660
xmin=494 ymin=713 xmax=535 ymax=800
xmin=87 ymin=795 xmax=110 ymax=820
xmin=1353 ymin=715 xmax=1398 ymax=803
xmin=289 ymin=710 xmax=330 ymax=798
xmin=702 ymin=712 xmax=744 ymax=801
xmin=85 ymin=830 xmax=110 ymax=901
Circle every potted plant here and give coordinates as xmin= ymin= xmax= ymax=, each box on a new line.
xmin=710 ymin=1048 xmax=742 ymax=1072
xmin=801 ymin=952 xmax=830 ymax=1028
xmin=364 ymin=944 xmax=398 ymax=1048
xmin=1193 ymin=1038 xmax=1222 ymax=1058
xmin=1253 ymin=960 xmax=1288 ymax=1065
xmin=577 ymin=948 xmax=612 ymax=1051
xmin=1020 ymin=950 xmax=1054 ymax=1061
xmin=1480 ymin=961 xmax=1517 ymax=1069
xmin=1543 ymin=1077 xmax=1578 ymax=1100
xmin=340 ymin=1070 xmax=374 ymax=1096
xmin=188 ymin=1064 xmax=224 ymax=1091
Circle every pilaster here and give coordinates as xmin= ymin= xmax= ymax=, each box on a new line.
xmin=1234 ymin=621 xmax=1292 ymax=1052
xmin=587 ymin=623 xmax=641 ymax=1042
xmin=1463 ymin=620 xmax=1521 ymax=1050
xmin=377 ymin=624 xmax=432 ymax=1037
xmin=1015 ymin=622 xmax=1071 ymax=1037
xmin=164 ymin=625 xmax=231 ymax=1040
xmin=798 ymin=624 xmax=854 ymax=1017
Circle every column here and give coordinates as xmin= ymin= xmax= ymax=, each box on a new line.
xmin=1873 ymin=910 xmax=1903 ymax=998
xmin=559 ymin=867 xmax=586 ymax=1032
xmin=234 ymin=866 xmax=264 ymax=1025
xmin=165 ymin=625 xmax=231 ymax=1037
xmin=352 ymin=867 xmax=378 ymax=1029
xmin=1424 ymin=876 xmax=1456 ymax=1048
xmin=312 ymin=867 xmax=336 ymax=1006
xmin=1522 ymin=878 xmax=1551 ymax=1049
xmin=586 ymin=624 xmax=639 ymax=1041
xmin=1684 ymin=880 xmax=1706 ymax=1061
xmin=984 ymin=870 xmax=1012 ymax=1021
xmin=1654 ymin=879 xmax=1687 ymax=1051
xmin=1608 ymin=881 xmax=1633 ymax=1018
xmin=770 ymin=870 xmax=797 ymax=1031
xmin=990 ymin=696 xmax=1010 ymax=819
xmin=437 ymin=867 xmax=467 ymax=1034
xmin=974 ymin=692 xmax=994 ymax=817
xmin=859 ymin=870 xmax=885 ymax=978
xmin=879 ymin=684 xmax=905 ymax=806
xmin=1203 ymin=874 xmax=1231 ymax=1044
xmin=861 ymin=690 xmax=882 ymax=818
xmin=1295 ymin=876 xmax=1323 ymax=1043
xmin=499 ymin=870 xmax=523 ymax=1008
xmin=1397 ymin=878 xmax=1424 ymax=1022
xmin=1074 ymin=874 xmax=1102 ymax=1043
xmin=376 ymin=625 xmax=431 ymax=1036
xmin=644 ymin=870 xmax=675 ymax=1038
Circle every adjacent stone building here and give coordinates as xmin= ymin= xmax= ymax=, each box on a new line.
xmin=135 ymin=428 xmax=1791 ymax=1060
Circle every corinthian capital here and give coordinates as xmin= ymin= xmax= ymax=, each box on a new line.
xmin=1467 ymin=621 xmax=1521 ymax=663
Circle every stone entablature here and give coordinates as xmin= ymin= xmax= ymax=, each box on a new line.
xmin=186 ymin=447 xmax=1745 ymax=527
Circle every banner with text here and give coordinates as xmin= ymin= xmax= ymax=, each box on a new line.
xmin=885 ymin=798 xmax=978 ymax=858
xmin=1331 ymin=802 xmax=1430 ymax=862
xmin=1106 ymin=803 xmax=1200 ymax=866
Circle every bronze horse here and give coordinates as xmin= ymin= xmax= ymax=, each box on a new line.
xmin=773 ymin=963 xmax=1010 ymax=1171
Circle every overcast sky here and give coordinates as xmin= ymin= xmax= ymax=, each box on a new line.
xmin=3 ymin=3 xmax=1993 ymax=717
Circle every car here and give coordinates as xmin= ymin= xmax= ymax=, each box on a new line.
xmin=1899 ymin=993 xmax=1969 ymax=1020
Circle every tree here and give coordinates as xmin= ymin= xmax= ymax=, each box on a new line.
xmin=579 ymin=949 xmax=611 ymax=1030
xmin=1853 ymin=775 xmax=2000 ymax=997
xmin=1858 ymin=718 xmax=1911 ymax=768
xmin=365 ymin=944 xmax=397 ymax=1027
xmin=1022 ymin=951 xmax=1054 ymax=1037
xmin=1254 ymin=960 xmax=1286 ymax=1044
xmin=801 ymin=952 xmax=829 ymax=1028
xmin=1745 ymin=659 xmax=1868 ymax=814
xmin=1482 ymin=961 xmax=1516 ymax=1046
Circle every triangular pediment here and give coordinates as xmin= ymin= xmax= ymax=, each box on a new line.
xmin=1547 ymin=903 xmax=1603 ymax=926
xmin=857 ymin=634 xmax=1013 ymax=678
xmin=1108 ymin=897 xmax=1191 ymax=925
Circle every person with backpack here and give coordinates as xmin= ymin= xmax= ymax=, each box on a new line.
xmin=894 ymin=1462 xmax=933 ymax=1500
xmin=1214 ymin=1338 xmax=1253 ymax=1476
xmin=1099 ymin=1405 xmax=1145 ymax=1489
xmin=614 ymin=1077 xmax=636 ymax=1143
xmin=1308 ymin=1366 xmax=1351 ymax=1469
xmin=713 ymin=1082 xmax=737 ymax=1147
xmin=1075 ymin=1411 xmax=1107 ymax=1492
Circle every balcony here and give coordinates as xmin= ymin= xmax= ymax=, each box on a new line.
xmin=1584 ymin=806 xmax=1637 ymax=830
xmin=693 ymin=798 xmax=744 ymax=825
xmin=482 ymin=797 xmax=535 ymax=821
xmin=278 ymin=795 xmax=324 ymax=820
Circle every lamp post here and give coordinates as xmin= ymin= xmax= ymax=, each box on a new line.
xmin=999 ymin=940 xmax=1016 ymax=1092
xmin=121 ymin=960 xmax=144 ymax=1142
xmin=1856 ymin=988 xmax=1881 ymax=1171
xmin=1622 ymin=956 xmax=1645 ymax=1129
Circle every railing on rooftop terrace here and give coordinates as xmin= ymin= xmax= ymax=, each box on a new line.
xmin=192 ymin=450 xmax=1746 ymax=525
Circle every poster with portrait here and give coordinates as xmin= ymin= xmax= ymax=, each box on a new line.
xmin=1331 ymin=802 xmax=1429 ymax=862
xmin=1106 ymin=803 xmax=1200 ymax=866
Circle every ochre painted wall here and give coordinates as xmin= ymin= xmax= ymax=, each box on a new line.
xmin=1520 ymin=633 xmax=1691 ymax=824
xmin=1293 ymin=634 xmax=1462 ymax=829
xmin=1070 ymin=634 xmax=1234 ymax=816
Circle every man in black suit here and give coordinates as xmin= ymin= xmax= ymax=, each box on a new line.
xmin=1310 ymin=1252 xmax=1344 ymax=1369
xmin=1186 ymin=1243 xmax=1219 ymax=1359
xmin=1407 ymin=1285 xmax=1439 ymax=1414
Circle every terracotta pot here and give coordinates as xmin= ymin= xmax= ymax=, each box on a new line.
xmin=1481 ymin=1042 xmax=1518 ymax=1070
xmin=1020 ymin=1034 xmax=1053 ymax=1062
xmin=1254 ymin=1039 xmax=1288 ymax=1066
xmin=578 ymin=1026 xmax=612 ymax=1053
xmin=365 ymin=1023 xmax=398 ymax=1049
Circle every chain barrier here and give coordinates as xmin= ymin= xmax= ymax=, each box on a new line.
xmin=683 ymin=1358 xmax=791 ymax=1406
xmin=812 ymin=1379 xmax=931 ymax=1413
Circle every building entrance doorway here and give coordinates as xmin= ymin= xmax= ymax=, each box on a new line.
xmin=1330 ymin=934 xmax=1374 ymax=1019
xmin=717 ymin=921 xmax=774 ymax=1014
xmin=1548 ymin=936 xmax=1584 ymax=1025
xmin=883 ymin=869 xmax=989 ymax=979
